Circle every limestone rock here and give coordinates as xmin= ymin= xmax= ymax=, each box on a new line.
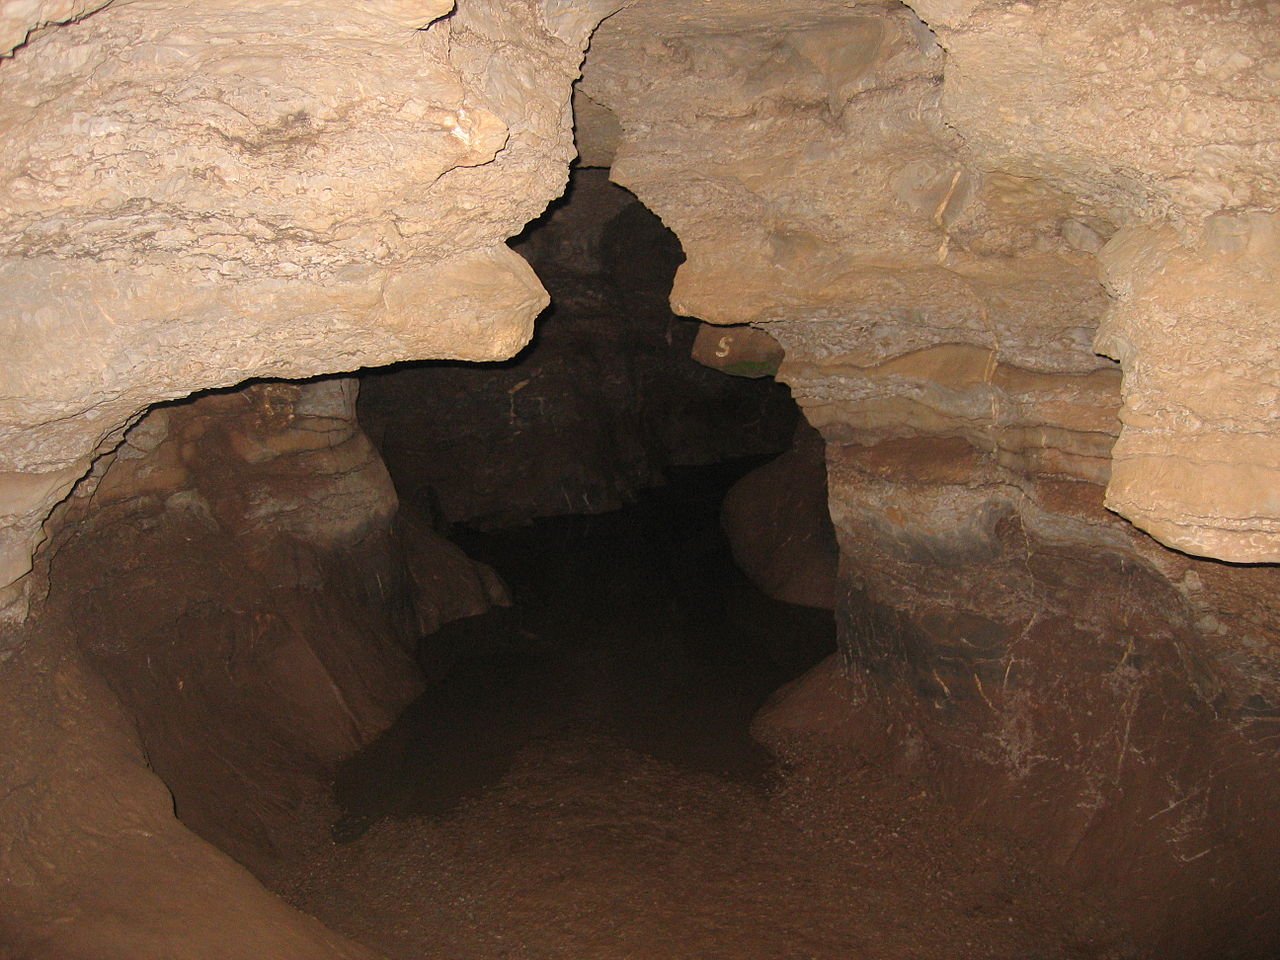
xmin=1097 ymin=214 xmax=1280 ymax=561
xmin=583 ymin=0 xmax=1121 ymax=500
xmin=915 ymin=0 xmax=1280 ymax=558
xmin=0 ymin=0 xmax=601 ymax=615
xmin=0 ymin=0 xmax=114 ymax=56
xmin=0 ymin=641 xmax=382 ymax=960
xmin=583 ymin=0 xmax=1280 ymax=561
xmin=571 ymin=87 xmax=622 ymax=167
xmin=582 ymin=0 xmax=1280 ymax=948
xmin=35 ymin=380 xmax=409 ymax=864
xmin=401 ymin=508 xmax=513 ymax=638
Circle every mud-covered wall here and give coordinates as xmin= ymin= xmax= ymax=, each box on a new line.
xmin=1 ymin=379 xmax=514 ymax=958
xmin=582 ymin=2 xmax=1280 ymax=954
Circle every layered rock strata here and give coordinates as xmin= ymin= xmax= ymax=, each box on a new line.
xmin=586 ymin=0 xmax=1280 ymax=562
xmin=2 ymin=0 xmax=1278 ymax=954
xmin=582 ymin=1 xmax=1280 ymax=953
xmin=0 ymin=0 xmax=603 ymax=619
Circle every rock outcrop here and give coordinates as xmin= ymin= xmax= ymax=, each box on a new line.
xmin=921 ymin=0 xmax=1280 ymax=562
xmin=0 ymin=0 xmax=602 ymax=619
xmin=0 ymin=1 xmax=611 ymax=954
xmin=2 ymin=0 xmax=1279 ymax=955
xmin=584 ymin=0 xmax=1280 ymax=563
xmin=582 ymin=1 xmax=1280 ymax=953
xmin=720 ymin=421 xmax=837 ymax=610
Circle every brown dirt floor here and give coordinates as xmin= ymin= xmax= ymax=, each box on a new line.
xmin=280 ymin=727 xmax=1132 ymax=960
xmin=274 ymin=468 xmax=1134 ymax=960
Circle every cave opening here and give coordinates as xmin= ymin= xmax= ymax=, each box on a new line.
xmin=18 ymin=166 xmax=1135 ymax=959
xmin=4 ymin=2 xmax=1280 ymax=958
xmin=259 ymin=170 xmax=1133 ymax=959
xmin=327 ymin=167 xmax=841 ymax=840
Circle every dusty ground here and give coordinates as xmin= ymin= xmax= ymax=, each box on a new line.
xmin=276 ymin=465 xmax=1134 ymax=960
xmin=283 ymin=731 xmax=1134 ymax=960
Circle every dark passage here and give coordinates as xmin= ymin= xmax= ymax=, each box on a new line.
xmin=332 ymin=457 xmax=836 ymax=837
xmin=276 ymin=170 xmax=1133 ymax=960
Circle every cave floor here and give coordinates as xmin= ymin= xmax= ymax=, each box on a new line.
xmin=277 ymin=463 xmax=1130 ymax=960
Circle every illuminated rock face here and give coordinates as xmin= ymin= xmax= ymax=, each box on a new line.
xmin=0 ymin=2 xmax=607 ymax=955
xmin=2 ymin=0 xmax=1279 ymax=955
xmin=0 ymin=0 xmax=599 ymax=617
xmin=924 ymin=0 xmax=1280 ymax=563
xmin=585 ymin=0 xmax=1280 ymax=563
xmin=582 ymin=1 xmax=1280 ymax=951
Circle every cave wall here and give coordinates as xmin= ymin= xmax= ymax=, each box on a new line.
xmin=581 ymin=1 xmax=1280 ymax=953
xmin=40 ymin=378 xmax=514 ymax=869
xmin=585 ymin=0 xmax=1280 ymax=563
xmin=358 ymin=168 xmax=798 ymax=527
xmin=720 ymin=419 xmax=837 ymax=611
xmin=0 ymin=1 xmax=617 ymax=955
xmin=2 ymin=0 xmax=1278 ymax=955
xmin=0 ymin=644 xmax=382 ymax=960
xmin=1 ymin=378 xmax=514 ymax=956
xmin=0 ymin=0 xmax=607 ymax=620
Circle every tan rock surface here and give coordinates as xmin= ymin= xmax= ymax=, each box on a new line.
xmin=358 ymin=168 xmax=798 ymax=528
xmin=582 ymin=0 xmax=1280 ymax=560
xmin=917 ymin=0 xmax=1280 ymax=560
xmin=582 ymin=0 xmax=1122 ymax=510
xmin=1097 ymin=214 xmax=1280 ymax=561
xmin=1 ymin=0 xmax=1278 ymax=952
xmin=0 ymin=0 xmax=113 ymax=56
xmin=0 ymin=0 xmax=605 ymax=616
xmin=581 ymin=0 xmax=1280 ymax=947
xmin=0 ymin=2 xmax=615 ymax=951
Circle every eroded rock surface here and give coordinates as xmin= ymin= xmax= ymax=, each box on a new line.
xmin=0 ymin=641 xmax=382 ymax=960
xmin=3 ymin=0 xmax=1279 ymax=954
xmin=1 ymin=377 xmax=511 ymax=956
xmin=584 ymin=0 xmax=1280 ymax=562
xmin=0 ymin=0 xmax=602 ymax=617
xmin=720 ymin=421 xmax=837 ymax=610
xmin=0 ymin=0 xmax=614 ymax=953
xmin=583 ymin=1 xmax=1280 ymax=952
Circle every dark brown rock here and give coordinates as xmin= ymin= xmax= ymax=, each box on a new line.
xmin=721 ymin=422 xmax=837 ymax=610
xmin=756 ymin=437 xmax=1280 ymax=958
xmin=0 ymin=376 xmax=511 ymax=958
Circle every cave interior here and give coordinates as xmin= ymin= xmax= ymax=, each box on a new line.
xmin=1 ymin=1 xmax=1279 ymax=959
